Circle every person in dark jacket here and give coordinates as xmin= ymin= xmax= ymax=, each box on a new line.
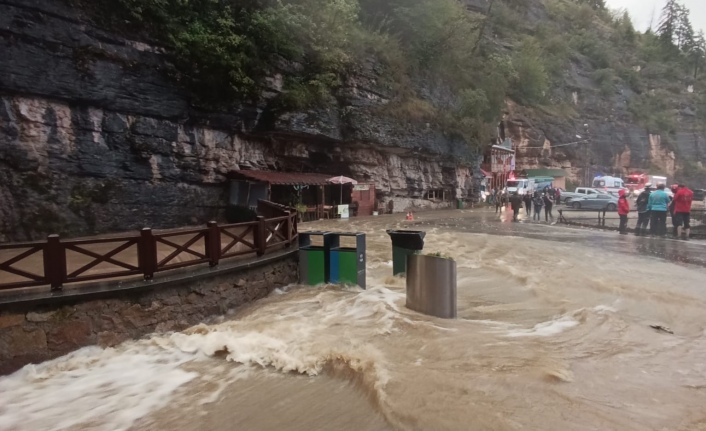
xmin=618 ymin=189 xmax=630 ymax=234
xmin=509 ymin=192 xmax=523 ymax=222
xmin=543 ymin=193 xmax=554 ymax=222
xmin=523 ymin=193 xmax=532 ymax=216
xmin=634 ymin=183 xmax=652 ymax=236
xmin=532 ymin=192 xmax=543 ymax=221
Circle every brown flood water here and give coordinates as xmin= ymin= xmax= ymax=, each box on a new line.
xmin=3 ymin=209 xmax=706 ymax=431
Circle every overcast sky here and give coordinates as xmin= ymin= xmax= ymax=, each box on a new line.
xmin=605 ymin=0 xmax=706 ymax=35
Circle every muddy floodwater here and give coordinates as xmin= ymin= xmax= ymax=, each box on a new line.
xmin=3 ymin=209 xmax=706 ymax=431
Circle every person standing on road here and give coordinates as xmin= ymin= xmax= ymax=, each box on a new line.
xmin=509 ymin=192 xmax=523 ymax=222
xmin=618 ymin=189 xmax=630 ymax=235
xmin=635 ymin=183 xmax=652 ymax=236
xmin=533 ymin=192 xmax=544 ymax=221
xmin=523 ymin=192 xmax=532 ymax=216
xmin=555 ymin=188 xmax=562 ymax=205
xmin=674 ymin=183 xmax=694 ymax=240
xmin=648 ymin=183 xmax=670 ymax=237
xmin=668 ymin=184 xmax=679 ymax=237
xmin=543 ymin=193 xmax=554 ymax=222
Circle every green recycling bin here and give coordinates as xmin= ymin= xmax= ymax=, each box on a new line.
xmin=299 ymin=232 xmax=332 ymax=285
xmin=329 ymin=233 xmax=366 ymax=289
xmin=457 ymin=199 xmax=464 ymax=209
xmin=386 ymin=230 xmax=426 ymax=276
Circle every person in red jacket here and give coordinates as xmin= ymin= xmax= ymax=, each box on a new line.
xmin=673 ymin=184 xmax=694 ymax=240
xmin=618 ymin=189 xmax=630 ymax=235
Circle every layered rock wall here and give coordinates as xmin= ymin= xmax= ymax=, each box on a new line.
xmin=0 ymin=0 xmax=475 ymax=241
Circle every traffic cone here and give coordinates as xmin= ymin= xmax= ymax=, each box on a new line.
xmin=406 ymin=212 xmax=414 ymax=221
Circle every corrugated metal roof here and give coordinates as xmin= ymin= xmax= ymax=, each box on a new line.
xmin=229 ymin=170 xmax=335 ymax=186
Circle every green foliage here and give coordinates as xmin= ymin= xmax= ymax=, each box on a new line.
xmin=592 ymin=68 xmax=615 ymax=96
xmin=628 ymin=91 xmax=677 ymax=135
xmin=570 ymin=30 xmax=612 ymax=68
xmin=390 ymin=0 xmax=479 ymax=70
xmin=511 ymin=39 xmax=549 ymax=105
xmin=87 ymin=0 xmax=706 ymax=154
xmin=99 ymin=0 xmax=367 ymax=104
xmin=425 ymin=252 xmax=455 ymax=261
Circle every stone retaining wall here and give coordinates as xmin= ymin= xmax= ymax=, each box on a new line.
xmin=0 ymin=254 xmax=298 ymax=375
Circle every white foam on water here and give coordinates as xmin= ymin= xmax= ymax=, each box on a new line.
xmin=0 ymin=344 xmax=197 ymax=431
xmin=0 ymin=285 xmax=407 ymax=431
xmin=505 ymin=316 xmax=580 ymax=337
xmin=593 ymin=305 xmax=618 ymax=313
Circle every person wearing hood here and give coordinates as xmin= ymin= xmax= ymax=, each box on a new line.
xmin=634 ymin=183 xmax=652 ymax=236
xmin=618 ymin=189 xmax=630 ymax=235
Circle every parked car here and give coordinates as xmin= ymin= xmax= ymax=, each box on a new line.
xmin=569 ymin=193 xmax=619 ymax=211
xmin=693 ymin=189 xmax=706 ymax=201
xmin=561 ymin=187 xmax=603 ymax=203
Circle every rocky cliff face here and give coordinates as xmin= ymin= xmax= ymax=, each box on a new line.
xmin=0 ymin=0 xmax=475 ymax=241
xmin=502 ymin=76 xmax=700 ymax=186
xmin=498 ymin=2 xmax=706 ymax=187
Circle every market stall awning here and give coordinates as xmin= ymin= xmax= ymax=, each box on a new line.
xmin=229 ymin=170 xmax=334 ymax=186
xmin=480 ymin=169 xmax=492 ymax=178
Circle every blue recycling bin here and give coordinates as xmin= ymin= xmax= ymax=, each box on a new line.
xmin=328 ymin=233 xmax=366 ymax=289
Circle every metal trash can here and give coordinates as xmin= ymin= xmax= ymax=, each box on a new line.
xmin=299 ymin=231 xmax=332 ymax=285
xmin=386 ymin=230 xmax=426 ymax=276
xmin=329 ymin=233 xmax=366 ymax=288
xmin=406 ymin=254 xmax=457 ymax=319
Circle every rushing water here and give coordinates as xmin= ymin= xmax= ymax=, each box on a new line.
xmin=3 ymin=209 xmax=706 ymax=431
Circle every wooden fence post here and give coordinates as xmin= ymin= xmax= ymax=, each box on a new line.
xmin=254 ymin=216 xmax=267 ymax=256
xmin=138 ymin=228 xmax=158 ymax=280
xmin=285 ymin=211 xmax=293 ymax=247
xmin=43 ymin=234 xmax=66 ymax=291
xmin=205 ymin=221 xmax=221 ymax=267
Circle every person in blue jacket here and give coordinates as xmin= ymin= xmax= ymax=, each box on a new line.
xmin=648 ymin=183 xmax=670 ymax=237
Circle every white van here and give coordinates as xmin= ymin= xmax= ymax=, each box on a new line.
xmin=505 ymin=178 xmax=535 ymax=196
xmin=592 ymin=176 xmax=625 ymax=194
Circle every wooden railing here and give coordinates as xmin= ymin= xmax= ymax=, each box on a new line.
xmin=0 ymin=208 xmax=298 ymax=292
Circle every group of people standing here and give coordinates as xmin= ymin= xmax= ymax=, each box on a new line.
xmin=508 ymin=191 xmax=555 ymax=222
xmin=620 ymin=182 xmax=694 ymax=239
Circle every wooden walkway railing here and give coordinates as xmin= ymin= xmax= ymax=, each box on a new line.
xmin=0 ymin=205 xmax=297 ymax=292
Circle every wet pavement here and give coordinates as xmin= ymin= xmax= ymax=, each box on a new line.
xmin=398 ymin=208 xmax=706 ymax=268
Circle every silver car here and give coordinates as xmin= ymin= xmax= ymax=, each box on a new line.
xmin=569 ymin=193 xmax=619 ymax=211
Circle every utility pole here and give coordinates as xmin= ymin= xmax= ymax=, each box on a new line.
xmin=583 ymin=124 xmax=591 ymax=187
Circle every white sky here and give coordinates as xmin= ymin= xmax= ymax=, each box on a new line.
xmin=605 ymin=0 xmax=706 ymax=35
